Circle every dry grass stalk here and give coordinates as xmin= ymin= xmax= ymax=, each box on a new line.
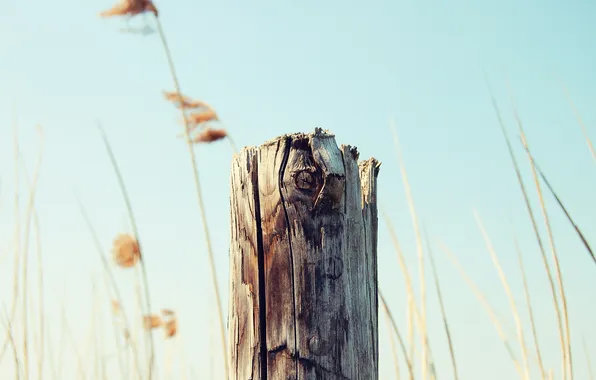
xmin=19 ymin=125 xmax=45 ymax=380
xmin=0 ymin=107 xmax=22 ymax=364
xmin=99 ymin=0 xmax=158 ymax=18
xmin=111 ymin=233 xmax=141 ymax=268
xmin=426 ymin=229 xmax=459 ymax=380
xmin=382 ymin=304 xmax=401 ymax=380
xmin=380 ymin=291 xmax=412 ymax=380
xmin=524 ymin=153 xmax=596 ymax=266
xmin=406 ymin=298 xmax=415 ymax=375
xmin=474 ymin=211 xmax=531 ymax=380
xmin=98 ymin=124 xmax=156 ymax=379
xmin=76 ymin=194 xmax=142 ymax=379
xmin=390 ymin=119 xmax=429 ymax=380
xmin=1 ymin=307 xmax=21 ymax=380
xmin=513 ymin=232 xmax=547 ymax=380
xmin=440 ymin=241 xmax=523 ymax=377
xmin=583 ymin=337 xmax=595 ymax=380
xmin=59 ymin=303 xmax=86 ymax=379
xmin=155 ymin=20 xmax=229 ymax=378
xmin=19 ymin=149 xmax=47 ymax=380
xmin=484 ymin=75 xmax=567 ymax=380
xmin=47 ymin=329 xmax=58 ymax=380
xmin=558 ymin=80 xmax=596 ymax=164
xmin=143 ymin=315 xmax=164 ymax=331
xmin=507 ymin=80 xmax=574 ymax=380
xmin=384 ymin=212 xmax=433 ymax=380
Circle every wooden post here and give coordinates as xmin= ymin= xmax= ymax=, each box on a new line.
xmin=228 ymin=128 xmax=380 ymax=380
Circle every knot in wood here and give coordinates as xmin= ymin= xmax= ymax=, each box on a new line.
xmin=308 ymin=334 xmax=322 ymax=355
xmin=295 ymin=170 xmax=317 ymax=191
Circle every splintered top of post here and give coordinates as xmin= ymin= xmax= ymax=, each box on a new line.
xmin=261 ymin=127 xmax=334 ymax=147
xmin=234 ymin=128 xmax=381 ymax=171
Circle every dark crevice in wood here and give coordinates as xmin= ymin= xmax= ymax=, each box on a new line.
xmin=267 ymin=343 xmax=288 ymax=356
xmin=253 ymin=152 xmax=268 ymax=380
xmin=277 ymin=136 xmax=299 ymax=378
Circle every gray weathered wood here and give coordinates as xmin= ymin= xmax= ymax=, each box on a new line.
xmin=228 ymin=128 xmax=380 ymax=380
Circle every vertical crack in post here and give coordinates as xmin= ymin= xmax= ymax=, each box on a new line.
xmin=253 ymin=153 xmax=268 ymax=380
xmin=277 ymin=137 xmax=300 ymax=379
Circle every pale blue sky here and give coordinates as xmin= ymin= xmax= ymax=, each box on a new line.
xmin=0 ymin=0 xmax=595 ymax=379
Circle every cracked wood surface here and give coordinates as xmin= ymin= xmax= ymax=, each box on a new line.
xmin=229 ymin=129 xmax=380 ymax=380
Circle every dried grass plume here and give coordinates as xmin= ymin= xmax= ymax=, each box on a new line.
xmin=111 ymin=233 xmax=141 ymax=268
xmin=111 ymin=300 xmax=121 ymax=315
xmin=192 ymin=128 xmax=227 ymax=144
xmin=99 ymin=0 xmax=158 ymax=18
xmin=164 ymin=90 xmax=227 ymax=144
xmin=164 ymin=318 xmax=178 ymax=338
xmin=163 ymin=91 xmax=211 ymax=110
xmin=143 ymin=315 xmax=164 ymax=331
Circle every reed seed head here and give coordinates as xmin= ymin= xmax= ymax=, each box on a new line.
xmin=99 ymin=0 xmax=158 ymax=17
xmin=187 ymin=110 xmax=219 ymax=127
xmin=111 ymin=233 xmax=141 ymax=268
xmin=164 ymin=318 xmax=178 ymax=338
xmin=111 ymin=300 xmax=121 ymax=315
xmin=143 ymin=315 xmax=164 ymax=331
xmin=192 ymin=128 xmax=228 ymax=144
xmin=163 ymin=91 xmax=211 ymax=110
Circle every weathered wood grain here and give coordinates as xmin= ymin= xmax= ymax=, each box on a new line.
xmin=228 ymin=147 xmax=262 ymax=379
xmin=229 ymin=129 xmax=380 ymax=380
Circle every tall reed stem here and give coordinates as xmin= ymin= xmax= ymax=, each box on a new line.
xmin=154 ymin=17 xmax=229 ymax=379
xmin=98 ymin=125 xmax=155 ymax=380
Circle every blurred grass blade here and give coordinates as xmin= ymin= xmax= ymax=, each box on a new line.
xmin=505 ymin=79 xmax=573 ymax=380
xmin=513 ymin=231 xmax=546 ymax=380
xmin=98 ymin=122 xmax=156 ymax=378
xmin=483 ymin=74 xmax=567 ymax=379
xmin=425 ymin=229 xmax=459 ymax=380
xmin=439 ymin=241 xmax=523 ymax=377
xmin=380 ymin=291 xmax=413 ymax=380
xmin=390 ymin=119 xmax=429 ymax=380
xmin=474 ymin=211 xmax=530 ymax=380
xmin=558 ymin=80 xmax=596 ymax=164
xmin=520 ymin=145 xmax=596 ymax=267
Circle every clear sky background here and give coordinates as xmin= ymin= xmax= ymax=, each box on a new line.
xmin=0 ymin=0 xmax=595 ymax=379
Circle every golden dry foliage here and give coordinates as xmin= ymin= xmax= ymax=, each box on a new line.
xmin=111 ymin=300 xmax=121 ymax=315
xmin=163 ymin=91 xmax=210 ymax=110
xmin=99 ymin=0 xmax=158 ymax=18
xmin=158 ymin=309 xmax=178 ymax=338
xmin=165 ymin=90 xmax=228 ymax=145
xmin=164 ymin=318 xmax=178 ymax=338
xmin=111 ymin=233 xmax=141 ymax=268
xmin=143 ymin=315 xmax=164 ymax=331
xmin=187 ymin=109 xmax=219 ymax=127
xmin=192 ymin=128 xmax=228 ymax=144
